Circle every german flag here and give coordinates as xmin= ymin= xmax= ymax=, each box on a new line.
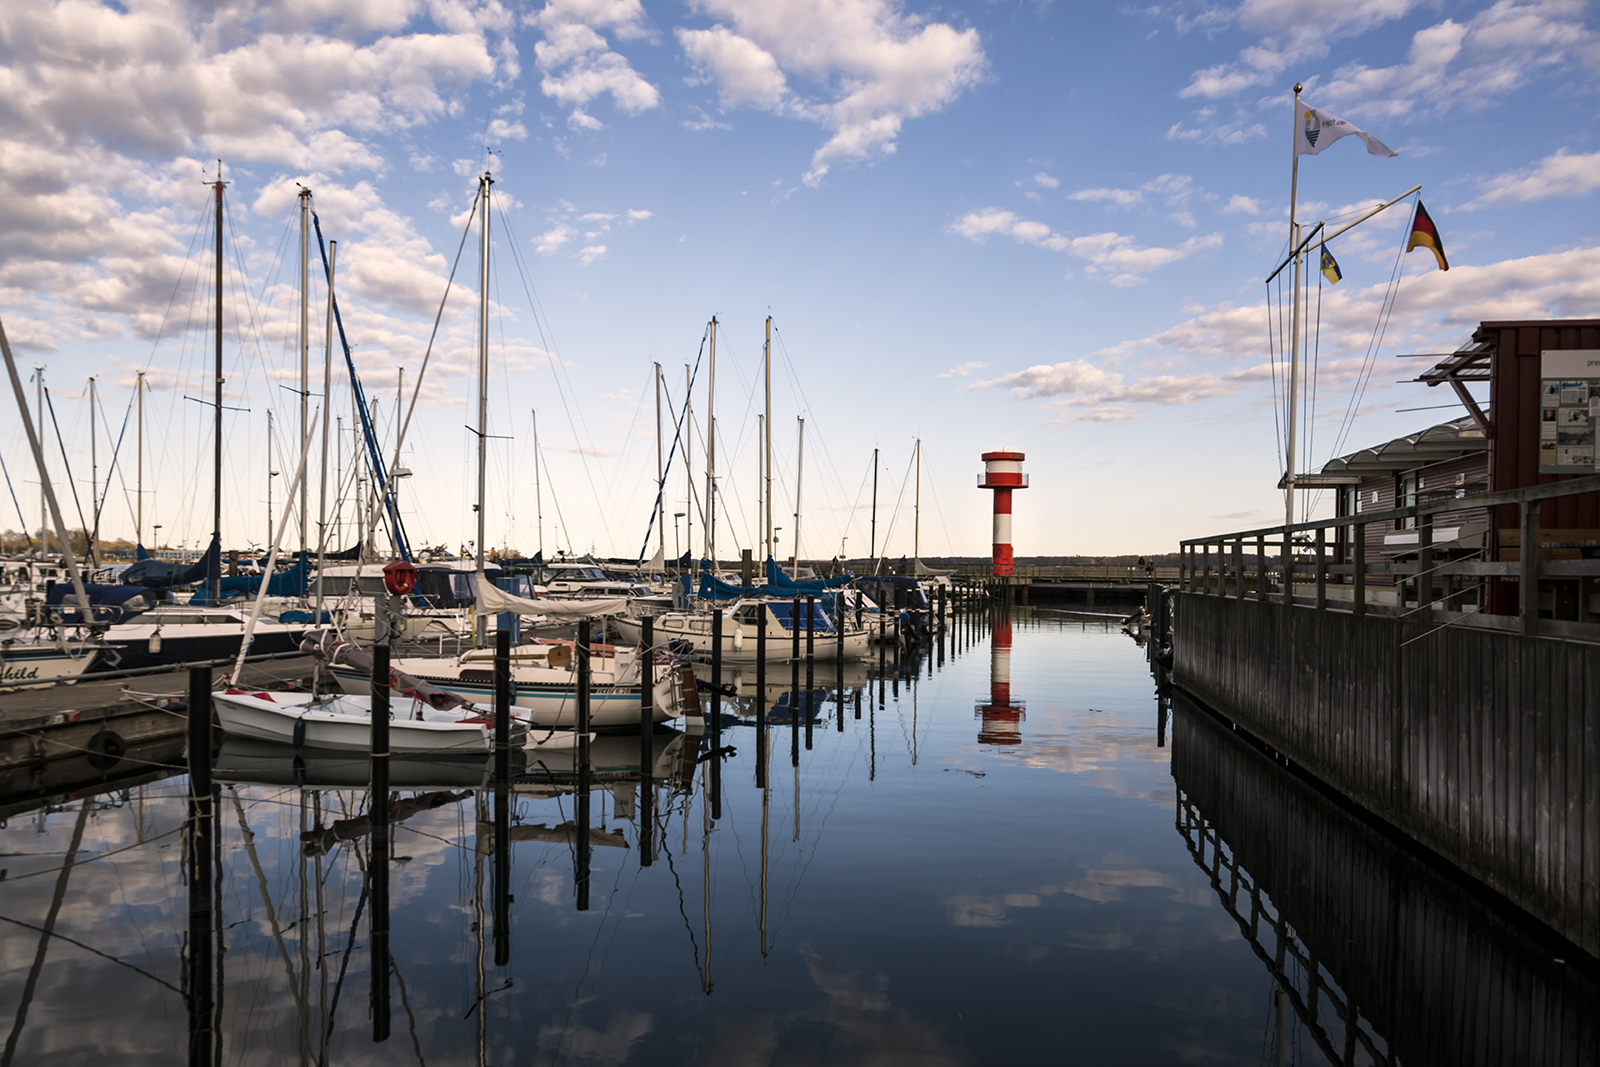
xmin=1406 ymin=200 xmax=1448 ymax=271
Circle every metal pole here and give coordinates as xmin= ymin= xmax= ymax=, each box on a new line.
xmin=793 ymin=418 xmax=804 ymax=579
xmin=475 ymin=172 xmax=491 ymax=645
xmin=212 ymin=168 xmax=224 ymax=603
xmin=870 ymin=447 xmax=878 ymax=566
xmin=299 ymin=187 xmax=310 ymax=553
xmin=1284 ymin=83 xmax=1303 ymax=529
xmin=315 ymin=241 xmax=335 ymax=627
xmin=756 ymin=611 xmax=767 ymax=788
xmin=654 ymin=366 xmax=663 ymax=558
xmin=492 ymin=629 xmax=510 ymax=966
xmin=764 ymin=316 xmax=772 ymax=560
xmin=533 ymin=410 xmax=543 ymax=559
xmin=710 ymin=609 xmax=722 ymax=821
xmin=186 ymin=665 xmax=213 ymax=1067
xmin=705 ymin=317 xmax=716 ymax=565
xmin=136 ymin=371 xmax=144 ymax=544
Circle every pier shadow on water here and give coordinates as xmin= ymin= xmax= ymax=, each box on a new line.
xmin=0 ymin=606 xmax=1591 ymax=1064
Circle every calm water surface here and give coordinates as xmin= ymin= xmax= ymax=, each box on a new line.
xmin=0 ymin=608 xmax=1590 ymax=1065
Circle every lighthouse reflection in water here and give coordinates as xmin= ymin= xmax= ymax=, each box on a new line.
xmin=976 ymin=597 xmax=1023 ymax=745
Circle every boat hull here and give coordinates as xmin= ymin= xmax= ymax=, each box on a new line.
xmin=212 ymin=690 xmax=506 ymax=755
xmin=0 ymin=643 xmax=102 ymax=689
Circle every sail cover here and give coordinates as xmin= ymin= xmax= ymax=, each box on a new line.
xmin=474 ymin=574 xmax=629 ymax=618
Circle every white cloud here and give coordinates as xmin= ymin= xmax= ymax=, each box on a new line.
xmin=533 ymin=223 xmax=578 ymax=253
xmin=979 ymin=242 xmax=1600 ymax=421
xmin=485 ymin=118 xmax=528 ymax=141
xmin=676 ymin=0 xmax=986 ymax=186
xmin=938 ymin=360 xmax=987 ymax=377
xmin=1224 ymin=194 xmax=1262 ymax=215
xmin=626 ymin=208 xmax=652 ymax=220
xmin=1176 ymin=0 xmax=1599 ymax=118
xmin=1070 ymin=174 xmax=1195 ymax=211
xmin=578 ymin=244 xmax=608 ymax=265
xmin=950 ymin=208 xmax=1223 ymax=286
xmin=1176 ymin=0 xmax=1429 ymax=99
xmin=1465 ymin=147 xmax=1600 ymax=208
xmin=1033 ymin=171 xmax=1060 ymax=188
xmin=526 ymin=0 xmax=660 ymax=129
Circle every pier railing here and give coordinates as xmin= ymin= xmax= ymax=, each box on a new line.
xmin=1169 ymin=473 xmax=1600 ymax=960
xmin=1177 ymin=474 xmax=1600 ymax=642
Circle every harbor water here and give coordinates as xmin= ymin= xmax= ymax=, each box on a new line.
xmin=1 ymin=607 xmax=1592 ymax=1064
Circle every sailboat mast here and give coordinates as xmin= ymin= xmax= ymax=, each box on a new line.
xmin=266 ymin=409 xmax=274 ymax=549
xmin=654 ymin=366 xmax=663 ymax=557
xmin=36 ymin=369 xmax=44 ymax=547
xmin=88 ymin=376 xmax=97 ymax=564
xmin=764 ymin=316 xmax=772 ymax=560
xmin=913 ymin=438 xmax=920 ymax=569
xmin=684 ymin=363 xmax=692 ymax=561
xmin=135 ymin=371 xmax=144 ymax=544
xmin=1284 ymin=82 xmax=1304 ymax=529
xmin=705 ymin=316 xmax=716 ymax=566
xmin=793 ymin=417 xmax=804 ymax=579
xmin=299 ymin=188 xmax=310 ymax=553
xmin=475 ymin=171 xmax=492 ymax=641
xmin=212 ymin=164 xmax=226 ymax=602
xmin=533 ymin=409 xmax=543 ymax=558
xmin=315 ymin=239 xmax=335 ymax=619
xmin=870 ymin=447 xmax=879 ymax=565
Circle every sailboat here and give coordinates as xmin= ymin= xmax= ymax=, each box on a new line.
xmin=96 ymin=167 xmax=310 ymax=670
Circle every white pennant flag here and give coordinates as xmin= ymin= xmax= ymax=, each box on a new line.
xmin=1295 ymin=103 xmax=1398 ymax=158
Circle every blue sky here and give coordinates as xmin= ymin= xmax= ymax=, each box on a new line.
xmin=1 ymin=0 xmax=1596 ymax=559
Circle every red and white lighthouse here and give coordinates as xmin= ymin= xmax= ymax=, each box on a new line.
xmin=978 ymin=451 xmax=1027 ymax=577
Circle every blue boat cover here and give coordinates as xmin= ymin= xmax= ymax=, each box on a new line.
xmin=763 ymin=556 xmax=852 ymax=591
xmin=45 ymin=583 xmax=170 ymax=624
xmin=188 ymin=551 xmax=310 ymax=604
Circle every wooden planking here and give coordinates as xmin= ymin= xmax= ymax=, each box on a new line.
xmin=1172 ymin=590 xmax=1600 ymax=958
xmin=1172 ymin=697 xmax=1600 ymax=1067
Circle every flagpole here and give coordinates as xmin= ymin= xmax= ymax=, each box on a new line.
xmin=1284 ymin=82 xmax=1303 ymax=530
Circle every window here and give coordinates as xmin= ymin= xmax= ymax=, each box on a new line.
xmin=1400 ymin=473 xmax=1417 ymax=529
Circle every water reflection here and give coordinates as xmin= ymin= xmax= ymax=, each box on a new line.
xmin=1172 ymin=690 xmax=1600 ymax=1066
xmin=0 ymin=605 xmax=1590 ymax=1064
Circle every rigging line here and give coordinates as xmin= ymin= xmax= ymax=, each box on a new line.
xmin=1306 ymin=263 xmax=1326 ymax=515
xmin=634 ymin=330 xmax=709 ymax=563
xmin=91 ymin=388 xmax=134 ymax=544
xmin=310 ymin=211 xmax=411 ymax=562
xmin=42 ymin=388 xmax=92 ymax=546
xmin=539 ymin=446 xmax=573 ymax=556
xmin=0 ymin=452 xmax=34 ymax=548
xmin=919 ymin=447 xmax=959 ymax=556
xmin=771 ymin=326 xmax=855 ymax=548
xmin=495 ymin=207 xmax=616 ymax=548
xmin=141 ymin=202 xmax=212 ymax=374
xmin=1266 ymin=279 xmax=1284 ymax=483
xmin=873 ymin=447 xmax=918 ymax=561
xmin=1325 ymin=197 xmax=1418 ymax=463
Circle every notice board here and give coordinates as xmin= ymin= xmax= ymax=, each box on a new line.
xmin=1538 ymin=349 xmax=1600 ymax=474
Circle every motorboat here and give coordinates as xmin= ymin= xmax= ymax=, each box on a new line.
xmin=97 ymin=604 xmax=307 ymax=671
xmin=315 ymin=633 xmax=702 ymax=730
xmin=609 ymin=597 xmax=873 ymax=663
xmin=211 ymin=688 xmax=544 ymax=755
xmin=541 ymin=561 xmax=652 ymax=599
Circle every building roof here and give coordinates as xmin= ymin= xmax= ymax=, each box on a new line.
xmin=1309 ymin=414 xmax=1489 ymax=483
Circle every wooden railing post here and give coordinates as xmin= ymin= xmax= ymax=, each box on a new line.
xmin=1202 ymin=543 xmax=1211 ymax=595
xmin=1255 ymin=534 xmax=1265 ymax=601
xmin=1521 ymin=500 xmax=1540 ymax=636
xmin=1418 ymin=514 xmax=1433 ymax=611
xmin=1233 ymin=540 xmax=1244 ymax=599
xmin=1353 ymin=523 xmax=1366 ymax=616
xmin=1315 ymin=527 xmax=1326 ymax=611
xmin=1281 ymin=537 xmax=1294 ymax=607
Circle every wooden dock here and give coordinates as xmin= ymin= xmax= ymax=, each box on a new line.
xmin=1174 ymin=476 xmax=1600 ymax=961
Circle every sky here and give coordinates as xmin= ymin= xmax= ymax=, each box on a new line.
xmin=0 ymin=0 xmax=1597 ymax=560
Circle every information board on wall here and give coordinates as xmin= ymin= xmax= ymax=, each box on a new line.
xmin=1538 ymin=350 xmax=1600 ymax=474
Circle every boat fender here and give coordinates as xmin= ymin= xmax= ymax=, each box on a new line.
xmin=732 ymin=627 xmax=744 ymax=652
xmin=148 ymin=631 xmax=162 ymax=655
xmin=292 ymin=717 xmax=307 ymax=748
xmin=86 ymin=729 xmax=125 ymax=770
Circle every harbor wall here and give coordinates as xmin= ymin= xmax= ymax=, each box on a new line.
xmin=1172 ymin=590 xmax=1599 ymax=959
